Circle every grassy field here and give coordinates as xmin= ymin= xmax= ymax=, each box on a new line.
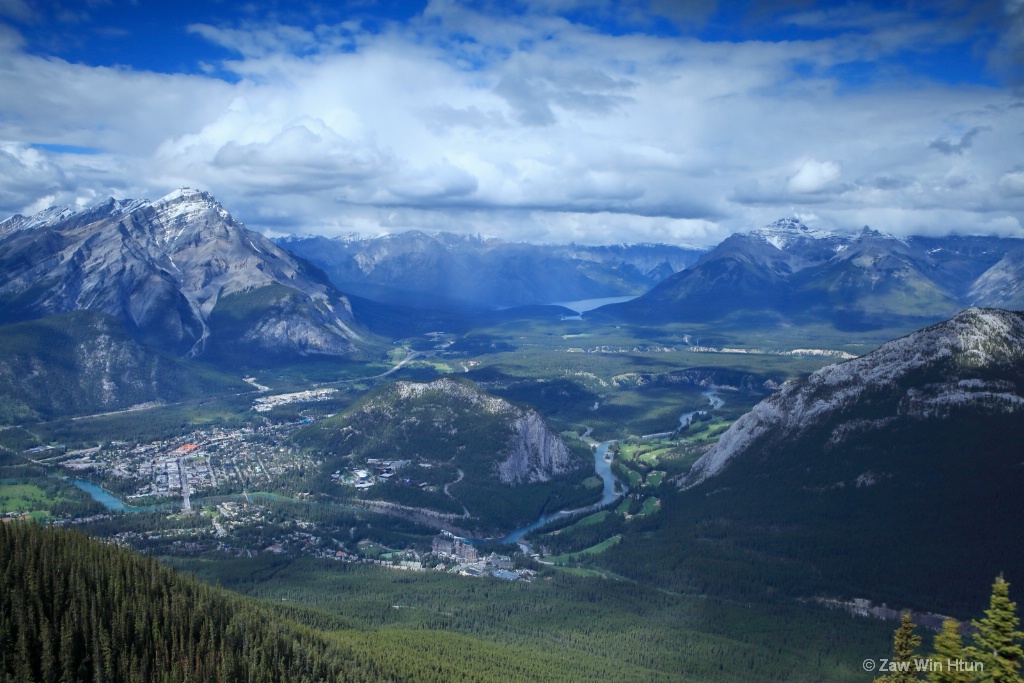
xmin=573 ymin=510 xmax=611 ymax=527
xmin=0 ymin=478 xmax=104 ymax=519
xmin=639 ymin=497 xmax=661 ymax=516
xmin=546 ymin=534 xmax=623 ymax=564
xmin=0 ymin=482 xmax=52 ymax=517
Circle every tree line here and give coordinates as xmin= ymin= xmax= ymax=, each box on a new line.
xmin=874 ymin=576 xmax=1023 ymax=683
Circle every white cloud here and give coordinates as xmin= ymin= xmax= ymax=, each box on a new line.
xmin=787 ymin=159 xmax=842 ymax=194
xmin=0 ymin=1 xmax=1022 ymax=245
xmin=999 ymin=169 xmax=1024 ymax=197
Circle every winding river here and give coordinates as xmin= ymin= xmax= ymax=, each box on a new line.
xmin=494 ymin=440 xmax=621 ymax=544
xmin=494 ymin=390 xmax=724 ymax=544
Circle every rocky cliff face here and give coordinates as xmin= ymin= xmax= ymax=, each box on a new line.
xmin=0 ymin=189 xmax=364 ymax=358
xmin=681 ymin=308 xmax=1024 ymax=488
xmin=968 ymin=247 xmax=1024 ymax=310
xmin=498 ymin=410 xmax=576 ymax=484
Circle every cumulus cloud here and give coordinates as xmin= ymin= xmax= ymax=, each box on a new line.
xmin=210 ymin=118 xmax=396 ymax=194
xmin=787 ymin=159 xmax=842 ymax=194
xmin=0 ymin=142 xmax=69 ymax=213
xmin=999 ymin=169 xmax=1024 ymax=197
xmin=0 ymin=0 xmax=1022 ymax=244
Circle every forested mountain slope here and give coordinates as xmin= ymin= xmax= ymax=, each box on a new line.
xmin=0 ymin=523 xmax=366 ymax=682
xmin=293 ymin=378 xmax=594 ymax=531
xmin=0 ymin=311 xmax=246 ymax=424
xmin=600 ymin=308 xmax=1024 ymax=614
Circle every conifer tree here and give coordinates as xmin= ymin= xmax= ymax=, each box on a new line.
xmin=875 ymin=612 xmax=923 ymax=683
xmin=927 ymin=619 xmax=971 ymax=683
xmin=965 ymin=576 xmax=1024 ymax=683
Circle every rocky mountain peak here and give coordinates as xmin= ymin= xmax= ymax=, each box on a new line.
xmin=0 ymin=189 xmax=364 ymax=358
xmin=681 ymin=308 xmax=1024 ymax=488
xmin=748 ymin=218 xmax=846 ymax=251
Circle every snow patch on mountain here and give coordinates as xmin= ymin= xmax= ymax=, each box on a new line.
xmin=749 ymin=218 xmax=852 ymax=251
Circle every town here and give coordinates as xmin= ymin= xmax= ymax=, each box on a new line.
xmin=18 ymin=412 xmax=545 ymax=582
xmin=39 ymin=419 xmax=320 ymax=508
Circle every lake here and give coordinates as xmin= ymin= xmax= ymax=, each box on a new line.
xmin=551 ymin=296 xmax=637 ymax=315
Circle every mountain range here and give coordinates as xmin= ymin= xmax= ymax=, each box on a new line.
xmin=3 ymin=187 xmax=1024 ymax=678
xmin=0 ymin=189 xmax=367 ymax=359
xmin=5 ymin=192 xmax=1022 ymax=349
xmin=598 ymin=218 xmax=1023 ymax=330
xmin=279 ymin=232 xmax=703 ymax=309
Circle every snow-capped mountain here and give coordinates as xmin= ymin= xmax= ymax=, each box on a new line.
xmin=748 ymin=217 xmax=853 ymax=253
xmin=278 ymin=231 xmax=703 ymax=309
xmin=0 ymin=189 xmax=365 ymax=358
xmin=597 ymin=219 xmax=1019 ymax=327
xmin=682 ymin=307 xmax=1024 ymax=488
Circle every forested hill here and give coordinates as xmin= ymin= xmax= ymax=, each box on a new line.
xmin=0 ymin=523 xmax=370 ymax=683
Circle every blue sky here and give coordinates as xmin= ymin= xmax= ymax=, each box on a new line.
xmin=1 ymin=0 xmax=1022 ymax=245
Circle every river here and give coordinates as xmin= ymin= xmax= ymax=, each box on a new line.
xmin=495 ymin=389 xmax=725 ymax=544
xmin=494 ymin=440 xmax=621 ymax=544
xmin=641 ymin=390 xmax=723 ymax=439
xmin=69 ymin=479 xmax=176 ymax=512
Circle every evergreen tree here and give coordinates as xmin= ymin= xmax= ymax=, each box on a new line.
xmin=875 ymin=612 xmax=923 ymax=683
xmin=927 ymin=619 xmax=971 ymax=683
xmin=965 ymin=576 xmax=1024 ymax=683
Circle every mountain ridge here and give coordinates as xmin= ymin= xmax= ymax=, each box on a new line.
xmin=278 ymin=231 xmax=704 ymax=309
xmin=682 ymin=306 xmax=1024 ymax=488
xmin=597 ymin=219 xmax=1020 ymax=328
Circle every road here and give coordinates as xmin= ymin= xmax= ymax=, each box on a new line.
xmin=177 ymin=457 xmax=191 ymax=511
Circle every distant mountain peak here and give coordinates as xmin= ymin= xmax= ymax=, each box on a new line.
xmin=0 ymin=204 xmax=75 ymax=238
xmin=749 ymin=218 xmax=849 ymax=250
xmin=857 ymin=224 xmax=907 ymax=244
